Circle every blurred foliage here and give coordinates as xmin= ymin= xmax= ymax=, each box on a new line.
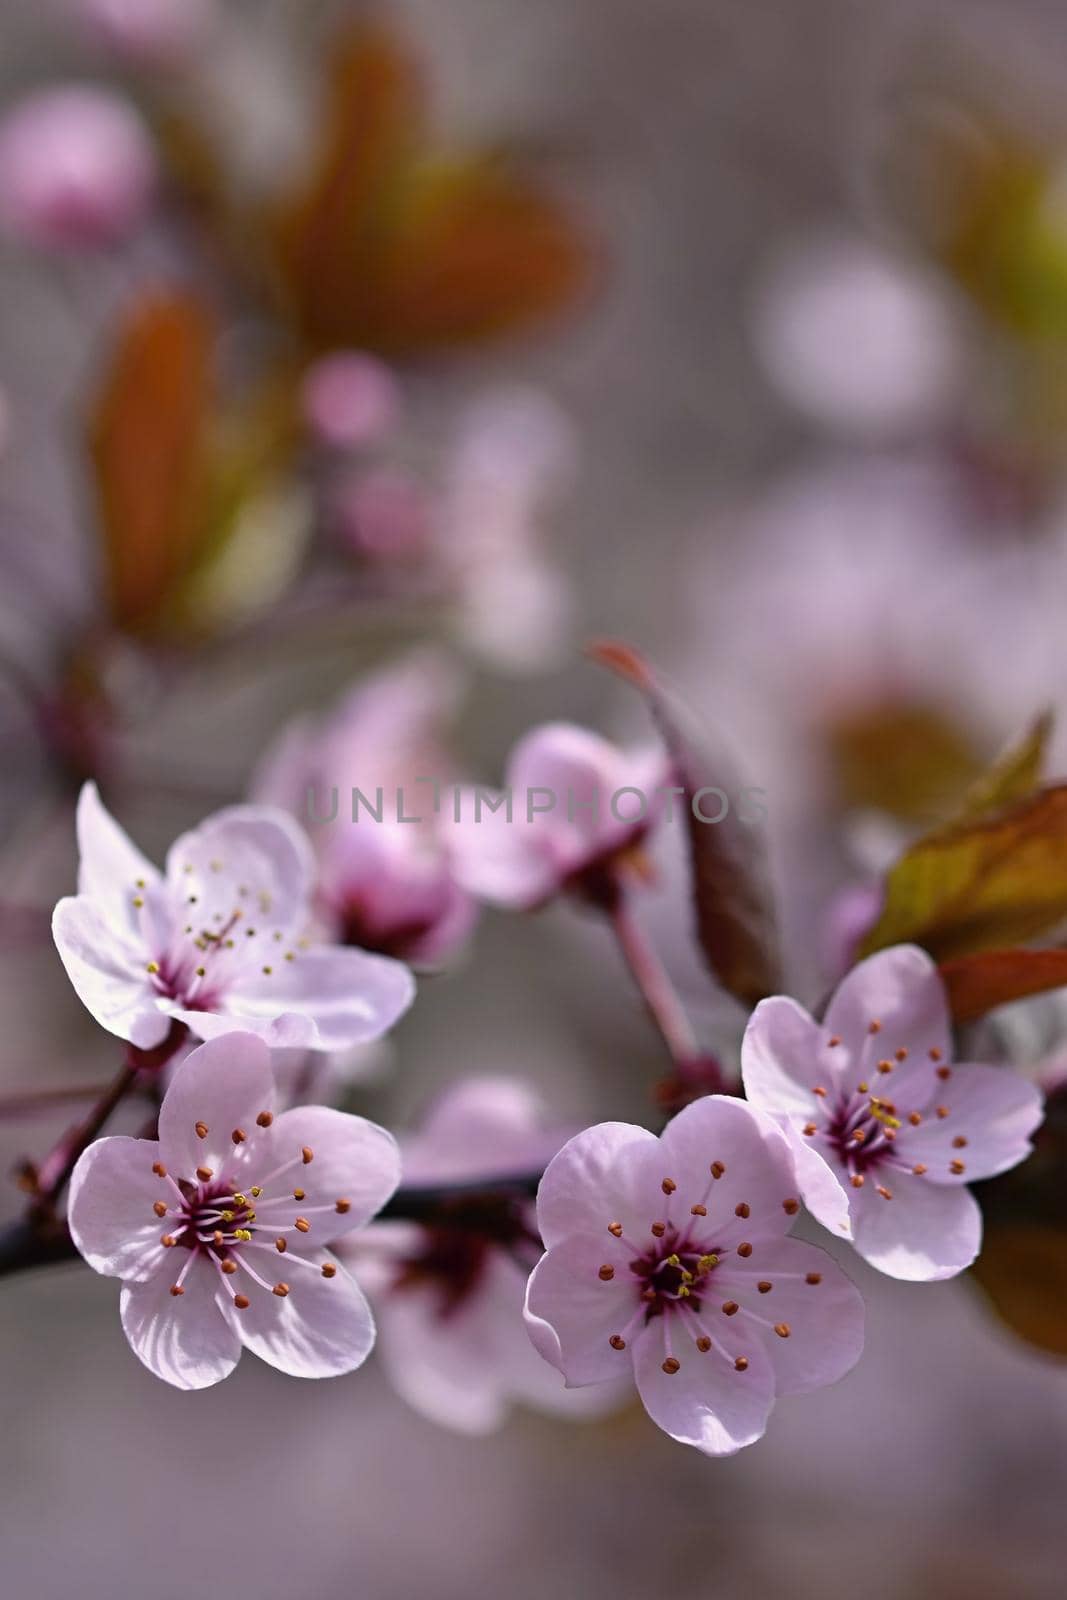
xmin=828 ymin=700 xmax=987 ymax=824
xmin=271 ymin=27 xmax=589 ymax=354
xmin=971 ymin=1084 xmax=1067 ymax=1354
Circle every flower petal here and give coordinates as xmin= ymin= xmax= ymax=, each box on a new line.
xmin=716 ymin=1236 xmax=865 ymax=1395
xmin=659 ymin=1094 xmax=800 ymax=1244
xmin=535 ymin=1121 xmax=660 ymax=1250
xmin=893 ymin=1063 xmax=1044 ymax=1183
xmin=523 ymin=1231 xmax=641 ymax=1386
xmin=631 ymin=1317 xmax=775 ymax=1455
xmin=222 ymin=945 xmax=414 ymax=1050
xmin=222 ymin=1252 xmax=377 ymax=1378
xmin=741 ymin=995 xmax=830 ymax=1118
xmin=449 ymin=785 xmax=562 ymax=909
xmin=75 ymin=782 xmax=162 ymax=931
xmin=157 ymin=1032 xmax=275 ymax=1176
xmin=850 ymin=1170 xmax=981 ymax=1280
xmin=120 ymin=1253 xmax=241 ymax=1390
xmin=264 ymin=1105 xmax=400 ymax=1238
xmin=402 ymin=1076 xmax=567 ymax=1184
xmin=68 ymin=1135 xmax=172 ymax=1282
xmin=164 ymin=805 xmax=314 ymax=933
xmin=52 ymin=895 xmax=171 ymax=1049
xmin=825 ymin=945 xmax=951 ymax=1097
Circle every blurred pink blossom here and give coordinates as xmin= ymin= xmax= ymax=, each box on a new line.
xmin=451 ymin=722 xmax=667 ymax=910
xmin=0 ymin=85 xmax=156 ymax=249
xmin=52 ymin=782 xmax=415 ymax=1051
xmin=68 ymin=1032 xmax=399 ymax=1388
xmin=752 ymin=228 xmax=965 ymax=438
xmin=743 ymin=944 xmax=1044 ymax=1279
xmin=330 ymin=467 xmax=433 ymax=565
xmin=301 ymin=352 xmax=401 ymax=452
xmin=253 ymin=652 xmax=476 ymax=966
xmin=348 ymin=1077 xmax=618 ymax=1433
xmin=524 ymin=1094 xmax=864 ymax=1455
xmin=70 ymin=0 xmax=217 ymax=65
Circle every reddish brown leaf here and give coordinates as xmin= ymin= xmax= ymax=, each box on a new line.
xmin=88 ymin=292 xmax=214 ymax=633
xmin=940 ymin=947 xmax=1067 ymax=1024
xmin=591 ymin=640 xmax=781 ymax=1009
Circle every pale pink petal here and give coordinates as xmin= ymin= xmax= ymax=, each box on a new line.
xmin=825 ymin=946 xmax=951 ymax=1095
xmin=402 ymin=1076 xmax=567 ymax=1184
xmin=742 ymin=995 xmax=836 ymax=1117
xmin=523 ymin=1232 xmax=641 ymax=1385
xmin=631 ymin=1317 xmax=775 ymax=1455
xmin=658 ymin=1095 xmax=800 ymax=1244
xmin=850 ymin=1170 xmax=981 ymax=1280
xmin=221 ymin=1253 xmax=376 ymax=1378
xmin=535 ymin=1122 xmax=660 ymax=1249
xmin=265 ymin=1106 xmax=399 ymax=1238
xmin=164 ymin=805 xmax=314 ymax=932
xmin=509 ymin=722 xmax=629 ymax=852
xmin=777 ymin=1132 xmax=854 ymax=1239
xmin=449 ymin=785 xmax=561 ymax=908
xmin=375 ymin=1286 xmax=512 ymax=1433
xmin=120 ymin=1254 xmax=241 ymax=1390
xmin=715 ymin=1236 xmax=864 ymax=1395
xmin=75 ymin=782 xmax=160 ymax=919
xmin=157 ymin=1033 xmax=274 ymax=1175
xmin=68 ymin=1135 xmax=171 ymax=1282
xmin=893 ymin=1063 xmax=1043 ymax=1183
xmin=222 ymin=944 xmax=414 ymax=1049
xmin=52 ymin=895 xmax=171 ymax=1049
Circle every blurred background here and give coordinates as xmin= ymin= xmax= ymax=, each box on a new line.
xmin=2 ymin=1 xmax=1067 ymax=1595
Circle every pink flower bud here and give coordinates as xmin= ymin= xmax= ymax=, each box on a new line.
xmin=0 ymin=86 xmax=156 ymax=250
xmin=331 ymin=467 xmax=432 ymax=565
xmin=71 ymin=0 xmax=217 ymax=65
xmin=301 ymin=352 xmax=401 ymax=451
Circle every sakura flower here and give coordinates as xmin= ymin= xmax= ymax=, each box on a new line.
xmin=742 ymin=944 xmax=1045 ymax=1280
xmin=524 ymin=1095 xmax=864 ymax=1456
xmin=347 ymin=1078 xmax=619 ymax=1434
xmin=0 ymin=86 xmax=156 ymax=250
xmin=68 ymin=1033 xmax=399 ymax=1389
xmin=253 ymin=652 xmax=475 ymax=966
xmin=450 ymin=722 xmax=668 ymax=911
xmin=301 ymin=352 xmax=401 ymax=452
xmin=52 ymin=783 xmax=414 ymax=1051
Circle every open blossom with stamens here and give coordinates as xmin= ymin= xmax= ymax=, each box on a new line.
xmin=742 ymin=945 xmax=1045 ymax=1280
xmin=347 ymin=1078 xmax=621 ymax=1433
xmin=524 ymin=1096 xmax=864 ymax=1455
xmin=68 ymin=1033 xmax=400 ymax=1388
xmin=450 ymin=722 xmax=668 ymax=911
xmin=52 ymin=783 xmax=414 ymax=1051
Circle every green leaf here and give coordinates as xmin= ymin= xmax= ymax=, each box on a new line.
xmin=958 ymin=710 xmax=1052 ymax=819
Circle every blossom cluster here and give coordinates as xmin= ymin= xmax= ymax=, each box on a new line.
xmin=44 ymin=759 xmax=1042 ymax=1457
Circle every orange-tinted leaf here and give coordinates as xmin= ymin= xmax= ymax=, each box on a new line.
xmin=860 ymin=785 xmax=1067 ymax=962
xmin=591 ymin=641 xmax=781 ymax=1009
xmin=273 ymin=26 xmax=588 ymax=352
xmin=940 ymin=947 xmax=1067 ymax=1023
xmin=970 ymin=1224 xmax=1067 ymax=1355
xmin=827 ymin=699 xmax=985 ymax=823
xmin=273 ymin=26 xmax=423 ymax=348
xmin=88 ymin=292 xmax=214 ymax=633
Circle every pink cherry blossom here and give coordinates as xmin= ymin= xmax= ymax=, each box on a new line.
xmin=741 ymin=944 xmax=1045 ymax=1280
xmin=450 ymin=722 xmax=668 ymax=911
xmin=71 ymin=0 xmax=217 ymax=65
xmin=253 ymin=653 xmax=476 ymax=965
xmin=52 ymin=783 xmax=414 ymax=1051
xmin=347 ymin=1078 xmax=619 ymax=1433
xmin=524 ymin=1095 xmax=864 ymax=1455
xmin=0 ymin=86 xmax=156 ymax=250
xmin=301 ymin=352 xmax=401 ymax=451
xmin=68 ymin=1033 xmax=399 ymax=1389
